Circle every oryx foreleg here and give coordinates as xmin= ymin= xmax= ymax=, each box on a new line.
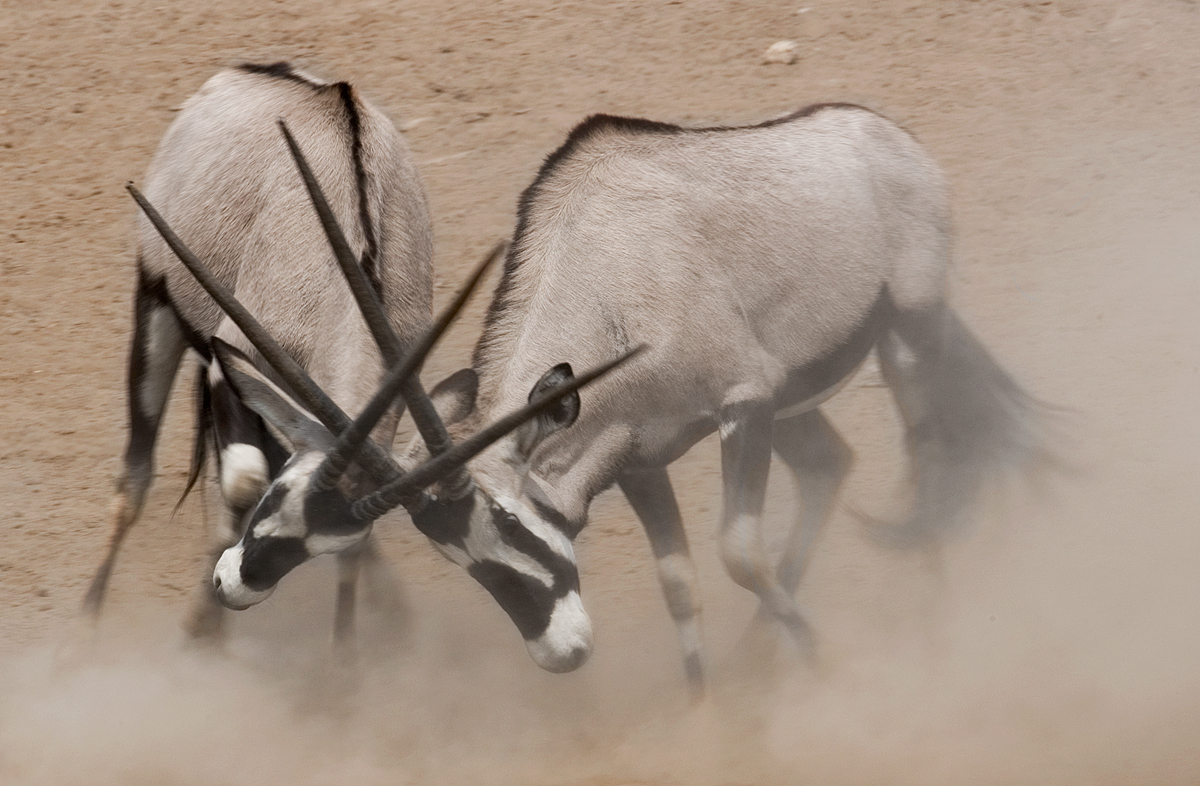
xmin=619 ymin=466 xmax=706 ymax=698
xmin=718 ymin=403 xmax=817 ymax=660
xmin=85 ymin=272 xmax=188 ymax=617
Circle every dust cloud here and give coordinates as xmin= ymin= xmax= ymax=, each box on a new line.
xmin=3 ymin=205 xmax=1199 ymax=786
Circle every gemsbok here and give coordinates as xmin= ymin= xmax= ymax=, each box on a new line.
xmin=85 ymin=62 xmax=436 ymax=645
xmin=417 ymin=106 xmax=1043 ymax=692
xmin=142 ymin=101 xmax=1044 ymax=694
xmin=429 ymin=106 xmax=1041 ymax=696
xmin=119 ymin=84 xmax=640 ymax=672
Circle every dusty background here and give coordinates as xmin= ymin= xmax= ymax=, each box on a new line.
xmin=2 ymin=0 xmax=1200 ymax=784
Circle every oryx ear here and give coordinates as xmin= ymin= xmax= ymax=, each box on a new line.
xmin=515 ymin=363 xmax=580 ymax=458
xmin=430 ymin=368 xmax=478 ymax=425
xmin=211 ymin=338 xmax=334 ymax=454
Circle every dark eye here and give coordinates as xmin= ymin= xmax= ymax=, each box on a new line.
xmin=498 ymin=511 xmax=522 ymax=536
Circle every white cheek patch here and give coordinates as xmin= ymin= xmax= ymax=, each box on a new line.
xmin=525 ymin=591 xmax=592 ymax=673
xmin=306 ymin=530 xmax=368 ymax=556
xmin=462 ymin=520 xmax=555 ymax=589
xmin=219 ymin=443 xmax=269 ymax=509
xmin=251 ymin=454 xmax=322 ymax=540
xmin=252 ymin=512 xmax=286 ymax=539
xmin=424 ymin=489 xmax=573 ymax=590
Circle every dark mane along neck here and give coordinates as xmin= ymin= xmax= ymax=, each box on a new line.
xmin=474 ymin=114 xmax=680 ymax=372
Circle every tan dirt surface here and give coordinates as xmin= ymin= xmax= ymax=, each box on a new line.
xmin=2 ymin=1 xmax=1200 ymax=784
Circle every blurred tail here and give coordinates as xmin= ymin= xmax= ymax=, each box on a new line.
xmin=173 ymin=363 xmax=212 ymax=520
xmin=868 ymin=307 xmax=1049 ymax=548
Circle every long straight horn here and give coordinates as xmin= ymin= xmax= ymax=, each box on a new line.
xmin=126 ymin=183 xmax=402 ymax=485
xmin=311 ymin=246 xmax=503 ymax=491
xmin=276 ymin=119 xmax=402 ymax=365
xmin=352 ymin=345 xmax=647 ymax=521
xmin=278 ymin=119 xmax=472 ymax=471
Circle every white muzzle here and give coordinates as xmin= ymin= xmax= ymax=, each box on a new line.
xmin=212 ymin=544 xmax=275 ymax=610
xmin=525 ymin=591 xmax=593 ymax=673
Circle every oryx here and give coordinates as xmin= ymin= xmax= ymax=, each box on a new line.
xmin=138 ymin=100 xmax=1041 ymax=693
xmin=119 ymin=104 xmax=640 ymax=673
xmin=85 ymin=62 xmax=435 ymax=645
xmin=411 ymin=104 xmax=1045 ymax=693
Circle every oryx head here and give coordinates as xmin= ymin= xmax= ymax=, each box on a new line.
xmin=205 ymin=339 xmax=373 ymax=611
xmin=395 ymin=362 xmax=593 ymax=672
xmin=209 ymin=338 xmax=614 ymax=672
xmin=128 ymin=120 xmax=641 ymax=673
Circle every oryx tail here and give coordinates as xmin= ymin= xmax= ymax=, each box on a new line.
xmin=873 ymin=305 xmax=1045 ymax=546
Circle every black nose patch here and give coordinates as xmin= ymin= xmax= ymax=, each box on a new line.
xmin=240 ymin=536 xmax=308 ymax=592
xmin=468 ymin=560 xmax=561 ymax=641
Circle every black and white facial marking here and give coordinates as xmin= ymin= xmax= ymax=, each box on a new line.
xmin=412 ymin=488 xmax=591 ymax=673
xmin=213 ymin=452 xmax=370 ymax=610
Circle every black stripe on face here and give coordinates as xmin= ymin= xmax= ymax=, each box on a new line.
xmin=240 ymin=536 xmax=308 ymax=592
xmin=528 ymin=496 xmax=583 ymax=539
xmin=236 ymin=482 xmax=304 ymax=592
xmin=248 ymin=481 xmax=288 ymax=524
xmin=468 ymin=560 xmax=562 ymax=641
xmin=302 ymin=486 xmax=364 ymax=537
xmin=410 ymin=494 xmax=473 ymax=548
xmin=490 ymin=504 xmax=579 ymax=593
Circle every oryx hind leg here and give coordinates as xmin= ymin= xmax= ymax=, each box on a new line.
xmin=770 ymin=408 xmax=852 ymax=596
xmin=85 ymin=271 xmax=188 ymax=618
xmin=739 ymin=408 xmax=851 ymax=643
xmin=718 ymin=403 xmax=817 ymax=661
xmin=619 ymin=466 xmax=706 ymax=699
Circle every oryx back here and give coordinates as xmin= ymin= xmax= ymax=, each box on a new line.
xmin=476 ymin=105 xmax=950 ymax=468
xmin=141 ymin=63 xmax=432 ymax=410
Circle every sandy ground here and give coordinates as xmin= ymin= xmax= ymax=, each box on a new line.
xmin=2 ymin=0 xmax=1200 ymax=784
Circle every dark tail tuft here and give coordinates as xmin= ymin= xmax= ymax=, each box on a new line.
xmin=173 ymin=364 xmax=212 ymax=520
xmin=869 ymin=309 xmax=1051 ymax=548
